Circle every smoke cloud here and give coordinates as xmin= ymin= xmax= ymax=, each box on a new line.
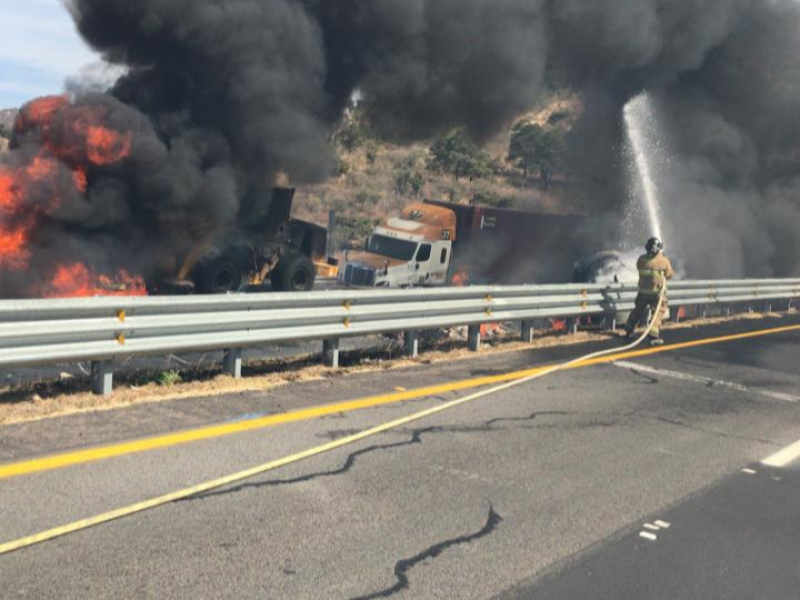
xmin=1 ymin=0 xmax=799 ymax=297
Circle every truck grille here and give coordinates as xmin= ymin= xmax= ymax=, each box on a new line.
xmin=343 ymin=264 xmax=377 ymax=286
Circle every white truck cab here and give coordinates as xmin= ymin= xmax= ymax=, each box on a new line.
xmin=339 ymin=202 xmax=456 ymax=288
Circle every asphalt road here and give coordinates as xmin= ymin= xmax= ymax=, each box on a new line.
xmin=1 ymin=315 xmax=799 ymax=599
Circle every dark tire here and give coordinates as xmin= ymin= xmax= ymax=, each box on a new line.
xmin=271 ymin=253 xmax=315 ymax=292
xmin=195 ymin=257 xmax=244 ymax=294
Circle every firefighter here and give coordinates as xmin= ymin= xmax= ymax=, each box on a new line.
xmin=624 ymin=237 xmax=674 ymax=346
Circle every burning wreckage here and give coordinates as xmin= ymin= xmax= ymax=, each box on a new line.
xmin=0 ymin=96 xmax=334 ymax=298
xmin=149 ymin=187 xmax=332 ymax=295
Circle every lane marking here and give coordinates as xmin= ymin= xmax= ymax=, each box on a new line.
xmin=613 ymin=361 xmax=800 ymax=403
xmin=639 ymin=532 xmax=658 ymax=541
xmin=654 ymin=520 xmax=671 ymax=529
xmin=742 ymin=468 xmax=757 ymax=475
xmin=761 ymin=439 xmax=800 ymax=468
xmin=2 ymin=322 xmax=800 ymax=482
xmin=643 ymin=523 xmax=660 ymax=531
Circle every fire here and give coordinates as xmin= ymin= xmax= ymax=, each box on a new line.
xmin=45 ymin=263 xmax=147 ymax=298
xmin=1 ymin=95 xmax=143 ymax=298
xmin=86 ymin=126 xmax=132 ymax=165
xmin=0 ymin=169 xmax=19 ymax=211
xmin=0 ymin=226 xmax=30 ymax=270
xmin=72 ymin=167 xmax=88 ymax=192
xmin=15 ymin=96 xmax=68 ymax=135
xmin=452 ymin=269 xmax=469 ymax=286
xmin=24 ymin=154 xmax=58 ymax=181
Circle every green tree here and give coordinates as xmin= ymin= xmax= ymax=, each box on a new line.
xmin=335 ymin=117 xmax=366 ymax=152
xmin=508 ymin=122 xmax=566 ymax=177
xmin=427 ymin=129 xmax=492 ymax=181
xmin=394 ymin=168 xmax=425 ymax=197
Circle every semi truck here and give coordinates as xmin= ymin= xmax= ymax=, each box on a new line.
xmin=339 ymin=199 xmax=591 ymax=288
xmin=151 ymin=187 xmax=335 ymax=294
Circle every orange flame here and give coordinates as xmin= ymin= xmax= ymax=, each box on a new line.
xmin=85 ymin=125 xmax=133 ymax=165
xmin=0 ymin=226 xmax=31 ymax=270
xmin=0 ymin=169 xmax=20 ymax=212
xmin=451 ymin=270 xmax=469 ymax=287
xmin=45 ymin=263 xmax=147 ymax=298
xmin=24 ymin=154 xmax=58 ymax=181
xmin=2 ymin=95 xmax=142 ymax=298
xmin=16 ymin=95 xmax=68 ymax=134
xmin=72 ymin=167 xmax=88 ymax=192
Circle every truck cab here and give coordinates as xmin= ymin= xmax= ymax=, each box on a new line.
xmin=340 ymin=202 xmax=456 ymax=288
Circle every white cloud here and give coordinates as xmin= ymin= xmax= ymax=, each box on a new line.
xmin=0 ymin=0 xmax=101 ymax=106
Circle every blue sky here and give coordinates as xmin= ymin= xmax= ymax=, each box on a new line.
xmin=0 ymin=0 xmax=99 ymax=108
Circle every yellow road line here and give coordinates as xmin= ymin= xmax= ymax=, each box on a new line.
xmin=1 ymin=322 xmax=799 ymax=483
xmin=1 ymin=321 xmax=799 ymax=556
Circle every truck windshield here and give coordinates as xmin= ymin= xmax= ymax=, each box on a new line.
xmin=366 ymin=235 xmax=418 ymax=261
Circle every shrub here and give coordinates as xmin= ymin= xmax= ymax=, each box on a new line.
xmin=427 ymin=129 xmax=492 ymax=181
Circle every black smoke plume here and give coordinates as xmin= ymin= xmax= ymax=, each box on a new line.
xmin=1 ymin=0 xmax=799 ymax=297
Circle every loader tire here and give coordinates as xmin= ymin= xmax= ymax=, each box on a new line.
xmin=195 ymin=257 xmax=244 ymax=294
xmin=271 ymin=253 xmax=315 ymax=292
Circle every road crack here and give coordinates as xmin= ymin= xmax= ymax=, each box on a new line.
xmin=349 ymin=506 xmax=502 ymax=600
xmin=181 ymin=426 xmax=495 ymax=502
xmin=486 ymin=411 xmax=569 ymax=427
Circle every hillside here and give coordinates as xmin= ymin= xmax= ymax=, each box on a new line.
xmin=294 ymin=94 xmax=583 ymax=249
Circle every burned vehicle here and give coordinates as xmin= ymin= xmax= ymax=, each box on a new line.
xmin=151 ymin=188 xmax=331 ymax=294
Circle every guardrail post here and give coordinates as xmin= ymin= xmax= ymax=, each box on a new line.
xmin=521 ymin=321 xmax=535 ymax=343
xmin=567 ymin=318 xmax=579 ymax=335
xmin=223 ymin=349 xmax=243 ymax=379
xmin=404 ymin=331 xmax=419 ymax=357
xmin=468 ymin=325 xmax=481 ymax=352
xmin=323 ymin=339 xmax=341 ymax=368
xmin=765 ymin=301 xmax=772 ymax=314
xmin=91 ymin=360 xmax=114 ymax=396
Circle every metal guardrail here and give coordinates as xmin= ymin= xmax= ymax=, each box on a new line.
xmin=1 ymin=279 xmax=798 ymax=395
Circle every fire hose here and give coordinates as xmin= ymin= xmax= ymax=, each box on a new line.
xmin=0 ymin=289 xmax=665 ymax=555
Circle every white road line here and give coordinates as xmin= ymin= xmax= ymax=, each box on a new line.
xmin=761 ymin=439 xmax=800 ymax=468
xmin=639 ymin=532 xmax=658 ymax=541
xmin=613 ymin=361 xmax=800 ymax=403
xmin=643 ymin=523 xmax=660 ymax=531
xmin=742 ymin=468 xmax=757 ymax=475
xmin=654 ymin=520 xmax=671 ymax=529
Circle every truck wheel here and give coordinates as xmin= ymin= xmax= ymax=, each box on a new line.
xmin=272 ymin=253 xmax=315 ymax=292
xmin=196 ymin=257 xmax=244 ymax=294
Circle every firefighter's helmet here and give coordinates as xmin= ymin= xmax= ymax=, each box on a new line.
xmin=645 ymin=237 xmax=663 ymax=255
